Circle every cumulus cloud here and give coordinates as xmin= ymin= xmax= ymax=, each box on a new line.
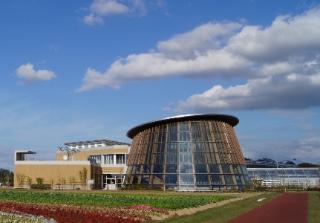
xmin=79 ymin=21 xmax=249 ymax=90
xmin=80 ymin=7 xmax=320 ymax=111
xmin=16 ymin=63 xmax=56 ymax=81
xmin=84 ymin=0 xmax=148 ymax=25
xmin=157 ymin=22 xmax=242 ymax=58
xmin=245 ymin=137 xmax=320 ymax=164
xmin=84 ymin=0 xmax=129 ymax=25
xmin=227 ymin=8 xmax=320 ymax=61
xmin=178 ymin=71 xmax=320 ymax=111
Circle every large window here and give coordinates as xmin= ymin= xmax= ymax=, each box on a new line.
xmin=104 ymin=154 xmax=114 ymax=164
xmin=116 ymin=154 xmax=126 ymax=164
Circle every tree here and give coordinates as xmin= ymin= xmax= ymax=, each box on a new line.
xmin=69 ymin=177 xmax=76 ymax=190
xmin=36 ymin=178 xmax=44 ymax=185
xmin=27 ymin=177 xmax=32 ymax=187
xmin=79 ymin=167 xmax=88 ymax=188
xmin=16 ymin=173 xmax=26 ymax=187
xmin=0 ymin=169 xmax=14 ymax=186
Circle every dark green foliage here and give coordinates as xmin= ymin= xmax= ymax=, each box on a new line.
xmin=30 ymin=184 xmax=51 ymax=190
xmin=0 ymin=169 xmax=14 ymax=186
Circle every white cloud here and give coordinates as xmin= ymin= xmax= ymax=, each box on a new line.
xmin=91 ymin=0 xmax=129 ymax=16
xmin=80 ymin=7 xmax=320 ymax=111
xmin=178 ymin=69 xmax=320 ymax=111
xmin=80 ymin=7 xmax=320 ymax=85
xmin=84 ymin=14 xmax=104 ymax=25
xmin=84 ymin=0 xmax=129 ymax=25
xmin=227 ymin=8 xmax=320 ymax=61
xmin=16 ymin=63 xmax=56 ymax=81
xmin=132 ymin=0 xmax=147 ymax=16
xmin=84 ymin=0 xmax=149 ymax=25
xmin=79 ymin=49 xmax=251 ymax=91
xmin=245 ymin=137 xmax=320 ymax=164
xmin=157 ymin=22 xmax=242 ymax=58
xmin=79 ymin=21 xmax=250 ymax=90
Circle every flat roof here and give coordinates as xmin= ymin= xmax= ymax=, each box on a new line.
xmin=127 ymin=114 xmax=239 ymax=138
xmin=15 ymin=150 xmax=37 ymax=155
xmin=64 ymin=139 xmax=130 ymax=147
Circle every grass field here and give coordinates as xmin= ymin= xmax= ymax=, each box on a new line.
xmin=1 ymin=189 xmax=318 ymax=223
xmin=308 ymin=192 xmax=320 ymax=223
xmin=0 ymin=189 xmax=227 ymax=210
xmin=162 ymin=191 xmax=320 ymax=223
xmin=161 ymin=192 xmax=279 ymax=223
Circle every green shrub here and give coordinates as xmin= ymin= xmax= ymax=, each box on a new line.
xmin=30 ymin=184 xmax=51 ymax=190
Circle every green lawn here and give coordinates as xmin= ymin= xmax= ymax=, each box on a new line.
xmin=161 ymin=192 xmax=279 ymax=223
xmin=0 ymin=189 xmax=227 ymax=210
xmin=308 ymin=191 xmax=320 ymax=223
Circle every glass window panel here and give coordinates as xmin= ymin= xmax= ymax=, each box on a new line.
xmin=235 ymin=175 xmax=243 ymax=185
xmin=156 ymin=143 xmax=165 ymax=153
xmin=179 ymin=152 xmax=192 ymax=163
xmin=133 ymin=165 xmax=141 ymax=174
xmin=179 ymin=132 xmax=190 ymax=141
xmin=132 ymin=175 xmax=140 ymax=184
xmin=89 ymin=155 xmax=102 ymax=164
xmin=153 ymin=153 xmax=163 ymax=165
xmin=167 ymin=143 xmax=178 ymax=152
xmin=222 ymin=164 xmax=231 ymax=173
xmin=194 ymin=152 xmax=205 ymax=164
xmin=143 ymin=165 xmax=151 ymax=174
xmin=179 ymin=122 xmax=189 ymax=131
xmin=179 ymin=142 xmax=191 ymax=152
xmin=195 ymin=164 xmax=207 ymax=173
xmin=224 ymin=175 xmax=234 ymax=185
xmin=166 ymin=152 xmax=177 ymax=164
xmin=180 ymin=164 xmax=193 ymax=173
xmin=141 ymin=175 xmax=150 ymax=184
xmin=165 ymin=174 xmax=177 ymax=185
xmin=196 ymin=175 xmax=209 ymax=185
xmin=179 ymin=174 xmax=194 ymax=185
xmin=211 ymin=175 xmax=222 ymax=185
xmin=240 ymin=165 xmax=248 ymax=174
xmin=153 ymin=165 xmax=163 ymax=174
xmin=194 ymin=143 xmax=205 ymax=152
xmin=209 ymin=164 xmax=221 ymax=173
xmin=104 ymin=155 xmax=113 ymax=164
xmin=116 ymin=154 xmax=125 ymax=164
xmin=232 ymin=165 xmax=240 ymax=174
xmin=169 ymin=128 xmax=178 ymax=142
xmin=166 ymin=164 xmax=177 ymax=173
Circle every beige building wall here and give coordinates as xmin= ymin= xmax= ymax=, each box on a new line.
xmin=14 ymin=161 xmax=97 ymax=190
xmin=55 ymin=145 xmax=130 ymax=175
xmin=14 ymin=145 xmax=130 ymax=190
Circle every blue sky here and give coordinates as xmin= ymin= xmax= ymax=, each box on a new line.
xmin=1 ymin=0 xmax=320 ymax=170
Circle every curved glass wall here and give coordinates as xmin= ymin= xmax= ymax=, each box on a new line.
xmin=126 ymin=120 xmax=250 ymax=190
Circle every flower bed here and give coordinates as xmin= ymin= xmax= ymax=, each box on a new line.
xmin=0 ymin=190 xmax=226 ymax=209
xmin=0 ymin=201 xmax=169 ymax=223
xmin=0 ymin=211 xmax=51 ymax=223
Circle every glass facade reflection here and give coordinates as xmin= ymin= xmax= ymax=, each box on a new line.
xmin=126 ymin=115 xmax=251 ymax=191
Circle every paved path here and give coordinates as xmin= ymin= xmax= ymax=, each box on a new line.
xmin=230 ymin=193 xmax=308 ymax=223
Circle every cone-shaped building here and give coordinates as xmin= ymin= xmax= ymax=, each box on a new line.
xmin=125 ymin=114 xmax=250 ymax=191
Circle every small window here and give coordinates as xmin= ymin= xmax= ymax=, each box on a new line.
xmin=89 ymin=155 xmax=101 ymax=164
